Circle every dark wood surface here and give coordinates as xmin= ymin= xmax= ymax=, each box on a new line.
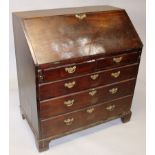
xmin=39 ymin=79 xmax=136 ymax=119
xmin=38 ymin=49 xmax=141 ymax=69
xmin=38 ymin=60 xmax=96 ymax=83
xmin=13 ymin=6 xmax=143 ymax=152
xmin=22 ymin=9 xmax=142 ymax=65
xmin=96 ymin=52 xmax=140 ymax=70
xmin=41 ymin=96 xmax=133 ymax=138
xmin=13 ymin=14 xmax=40 ymax=138
xmin=38 ymin=64 xmax=138 ymax=100
xmin=38 ymin=52 xmax=140 ymax=83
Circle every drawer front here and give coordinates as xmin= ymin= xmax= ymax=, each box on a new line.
xmin=41 ymin=96 xmax=132 ymax=138
xmin=38 ymin=52 xmax=140 ymax=83
xmin=39 ymin=64 xmax=138 ymax=100
xmin=39 ymin=79 xmax=136 ymax=119
xmin=38 ymin=60 xmax=96 ymax=83
xmin=96 ymin=52 xmax=140 ymax=70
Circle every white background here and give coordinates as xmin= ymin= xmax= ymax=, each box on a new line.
xmin=9 ymin=0 xmax=146 ymax=155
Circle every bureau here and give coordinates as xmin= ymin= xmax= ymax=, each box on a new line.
xmin=13 ymin=5 xmax=143 ymax=152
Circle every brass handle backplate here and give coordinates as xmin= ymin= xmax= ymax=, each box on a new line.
xmin=109 ymin=88 xmax=118 ymax=94
xmin=75 ymin=13 xmax=87 ymax=20
xmin=64 ymin=118 xmax=74 ymax=126
xmin=111 ymin=71 xmax=121 ymax=78
xmin=87 ymin=107 xmax=95 ymax=114
xmin=65 ymin=66 xmax=76 ymax=74
xmin=106 ymin=105 xmax=116 ymax=111
xmin=89 ymin=89 xmax=97 ymax=96
xmin=113 ymin=57 xmax=123 ymax=63
xmin=64 ymin=99 xmax=74 ymax=107
xmin=90 ymin=74 xmax=99 ymax=80
xmin=64 ymin=81 xmax=76 ymax=89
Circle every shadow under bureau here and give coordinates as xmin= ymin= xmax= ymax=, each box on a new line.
xmin=13 ymin=5 xmax=143 ymax=152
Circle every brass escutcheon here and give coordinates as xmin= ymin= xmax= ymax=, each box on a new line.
xmin=111 ymin=71 xmax=121 ymax=78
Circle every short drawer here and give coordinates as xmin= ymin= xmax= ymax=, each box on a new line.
xmin=40 ymin=96 xmax=133 ymax=138
xmin=38 ymin=64 xmax=138 ymax=100
xmin=38 ymin=60 xmax=96 ymax=83
xmin=96 ymin=52 xmax=140 ymax=70
xmin=39 ymin=79 xmax=136 ymax=119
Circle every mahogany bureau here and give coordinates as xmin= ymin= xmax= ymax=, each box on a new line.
xmin=13 ymin=6 xmax=143 ymax=152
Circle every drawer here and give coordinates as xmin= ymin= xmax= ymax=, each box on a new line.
xmin=38 ymin=52 xmax=140 ymax=83
xmin=39 ymin=79 xmax=136 ymax=119
xmin=38 ymin=60 xmax=96 ymax=83
xmin=96 ymin=52 xmax=140 ymax=70
xmin=38 ymin=64 xmax=138 ymax=100
xmin=41 ymin=96 xmax=133 ymax=138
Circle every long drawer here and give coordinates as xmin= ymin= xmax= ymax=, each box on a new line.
xmin=38 ymin=64 xmax=138 ymax=100
xmin=38 ymin=52 xmax=140 ymax=83
xmin=39 ymin=79 xmax=136 ymax=119
xmin=41 ymin=96 xmax=133 ymax=138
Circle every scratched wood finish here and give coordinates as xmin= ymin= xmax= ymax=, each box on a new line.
xmin=13 ymin=6 xmax=143 ymax=152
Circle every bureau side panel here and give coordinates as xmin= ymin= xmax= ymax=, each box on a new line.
xmin=12 ymin=14 xmax=40 ymax=138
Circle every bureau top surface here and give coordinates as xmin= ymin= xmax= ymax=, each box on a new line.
xmin=15 ymin=6 xmax=142 ymax=65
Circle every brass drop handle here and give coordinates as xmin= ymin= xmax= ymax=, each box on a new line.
xmin=90 ymin=74 xmax=99 ymax=80
xmin=111 ymin=71 xmax=121 ymax=78
xmin=64 ymin=118 xmax=74 ymax=126
xmin=113 ymin=57 xmax=123 ymax=63
xmin=109 ymin=88 xmax=118 ymax=94
xmin=106 ymin=105 xmax=116 ymax=111
xmin=87 ymin=107 xmax=95 ymax=114
xmin=75 ymin=13 xmax=87 ymax=20
xmin=64 ymin=99 xmax=74 ymax=107
xmin=64 ymin=81 xmax=76 ymax=89
xmin=65 ymin=66 xmax=76 ymax=74
xmin=89 ymin=89 xmax=97 ymax=96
